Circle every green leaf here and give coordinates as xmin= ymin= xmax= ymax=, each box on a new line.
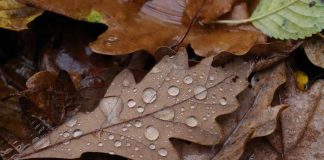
xmin=251 ymin=0 xmax=324 ymax=40
xmin=0 ymin=0 xmax=43 ymax=31
xmin=86 ymin=9 xmax=104 ymax=23
xmin=215 ymin=0 xmax=324 ymax=40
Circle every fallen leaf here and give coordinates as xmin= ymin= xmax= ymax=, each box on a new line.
xmin=240 ymin=138 xmax=280 ymax=160
xmin=174 ymin=140 xmax=214 ymax=160
xmin=19 ymin=0 xmax=264 ymax=56
xmin=184 ymin=0 xmax=236 ymax=23
xmin=24 ymin=70 xmax=106 ymax=125
xmin=18 ymin=48 xmax=251 ymax=159
xmin=250 ymin=0 xmax=324 ymax=40
xmin=249 ymin=40 xmax=302 ymax=56
xmin=279 ymin=75 xmax=324 ymax=159
xmin=0 ymin=0 xmax=43 ymax=30
xmin=304 ymin=36 xmax=324 ymax=68
xmin=212 ymin=63 xmax=287 ymax=160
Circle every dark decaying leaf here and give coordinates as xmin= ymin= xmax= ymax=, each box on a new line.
xmin=22 ymin=70 xmax=79 ymax=126
xmin=212 ymin=63 xmax=287 ymax=160
xmin=19 ymin=48 xmax=251 ymax=160
xmin=19 ymin=0 xmax=265 ymax=56
xmin=0 ymin=127 xmax=29 ymax=159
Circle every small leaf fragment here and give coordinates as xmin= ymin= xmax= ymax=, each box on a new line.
xmin=86 ymin=10 xmax=103 ymax=23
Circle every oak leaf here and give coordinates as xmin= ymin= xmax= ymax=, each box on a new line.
xmin=212 ymin=63 xmax=287 ymax=160
xmin=19 ymin=0 xmax=264 ymax=56
xmin=279 ymin=73 xmax=324 ymax=159
xmin=19 ymin=48 xmax=251 ymax=160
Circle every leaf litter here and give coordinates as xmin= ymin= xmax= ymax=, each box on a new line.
xmin=18 ymin=0 xmax=265 ymax=56
xmin=0 ymin=0 xmax=323 ymax=160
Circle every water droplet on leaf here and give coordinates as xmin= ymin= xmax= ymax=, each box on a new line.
xmin=127 ymin=99 xmax=136 ymax=108
xmin=73 ymin=129 xmax=83 ymax=138
xmin=62 ymin=131 xmax=70 ymax=138
xmin=153 ymin=108 xmax=175 ymax=121
xmin=66 ymin=119 xmax=77 ymax=127
xmin=186 ymin=116 xmax=198 ymax=127
xmin=134 ymin=120 xmax=143 ymax=128
xmin=108 ymin=135 xmax=114 ymax=140
xmin=219 ymin=97 xmax=227 ymax=106
xmin=107 ymin=35 xmax=118 ymax=42
xmin=149 ymin=144 xmax=156 ymax=150
xmin=183 ymin=76 xmax=193 ymax=84
xmin=151 ymin=67 xmax=161 ymax=73
xmin=137 ymin=106 xmax=144 ymax=113
xmin=114 ymin=140 xmax=122 ymax=147
xmin=167 ymin=86 xmax=180 ymax=96
xmin=142 ymin=88 xmax=157 ymax=103
xmin=194 ymin=86 xmax=207 ymax=100
xmin=144 ymin=126 xmax=159 ymax=141
xmin=158 ymin=148 xmax=168 ymax=157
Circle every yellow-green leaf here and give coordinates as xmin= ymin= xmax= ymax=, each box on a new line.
xmin=0 ymin=0 xmax=43 ymax=31
xmin=251 ymin=0 xmax=324 ymax=40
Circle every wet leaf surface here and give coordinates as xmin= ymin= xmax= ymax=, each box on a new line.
xmin=19 ymin=48 xmax=251 ymax=159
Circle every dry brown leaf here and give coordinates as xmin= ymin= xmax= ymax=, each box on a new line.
xmin=18 ymin=48 xmax=251 ymax=159
xmin=174 ymin=140 xmax=214 ymax=160
xmin=184 ymin=0 xmax=236 ymax=23
xmin=19 ymin=0 xmax=264 ymax=57
xmin=212 ymin=63 xmax=287 ymax=160
xmin=279 ymin=78 xmax=324 ymax=159
xmin=240 ymin=138 xmax=280 ymax=160
xmin=304 ymin=36 xmax=324 ymax=68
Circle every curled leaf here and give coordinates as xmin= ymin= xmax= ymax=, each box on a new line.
xmin=304 ymin=36 xmax=324 ymax=68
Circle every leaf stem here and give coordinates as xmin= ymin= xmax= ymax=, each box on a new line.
xmin=212 ymin=0 xmax=299 ymax=24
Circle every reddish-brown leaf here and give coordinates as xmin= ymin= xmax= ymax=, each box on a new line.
xmin=19 ymin=0 xmax=265 ymax=57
